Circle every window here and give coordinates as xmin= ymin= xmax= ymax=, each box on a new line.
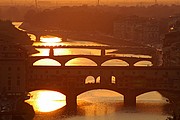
xmin=8 ymin=67 xmax=11 ymax=71
xmin=8 ymin=80 xmax=11 ymax=85
xmin=17 ymin=67 xmax=20 ymax=71
xmin=17 ymin=80 xmax=20 ymax=86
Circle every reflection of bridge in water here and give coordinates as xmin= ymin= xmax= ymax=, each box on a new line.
xmin=27 ymin=46 xmax=180 ymax=110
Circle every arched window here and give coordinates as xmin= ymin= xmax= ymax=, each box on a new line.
xmin=85 ymin=76 xmax=96 ymax=84
xmin=96 ymin=76 xmax=100 ymax=83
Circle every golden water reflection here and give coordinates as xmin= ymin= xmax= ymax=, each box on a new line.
xmin=33 ymin=58 xmax=61 ymax=66
xmin=40 ymin=36 xmax=61 ymax=43
xmin=26 ymin=90 xmax=66 ymax=112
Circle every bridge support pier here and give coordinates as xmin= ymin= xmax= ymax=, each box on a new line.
xmin=49 ymin=47 xmax=54 ymax=56
xmin=66 ymin=93 xmax=77 ymax=111
xmin=35 ymin=34 xmax=41 ymax=42
xmin=101 ymin=48 xmax=105 ymax=56
xmin=124 ymin=94 xmax=136 ymax=107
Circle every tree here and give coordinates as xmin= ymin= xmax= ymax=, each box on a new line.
xmin=0 ymin=20 xmax=32 ymax=45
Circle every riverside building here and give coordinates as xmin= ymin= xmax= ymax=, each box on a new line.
xmin=163 ymin=15 xmax=180 ymax=66
xmin=0 ymin=41 xmax=28 ymax=96
xmin=114 ymin=16 xmax=160 ymax=44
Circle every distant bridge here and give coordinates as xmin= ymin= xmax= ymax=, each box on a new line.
xmin=31 ymin=45 xmax=158 ymax=66
xmin=29 ymin=55 xmax=153 ymax=67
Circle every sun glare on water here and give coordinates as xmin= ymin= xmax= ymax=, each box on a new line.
xmin=26 ymin=90 xmax=66 ymax=112
xmin=41 ymin=36 xmax=62 ymax=43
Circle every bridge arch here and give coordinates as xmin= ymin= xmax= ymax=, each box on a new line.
xmin=33 ymin=58 xmax=61 ymax=66
xmin=136 ymin=91 xmax=164 ymax=101
xmin=134 ymin=60 xmax=153 ymax=66
xmin=101 ymin=59 xmax=129 ymax=66
xmin=77 ymin=89 xmax=124 ymax=100
xmin=65 ymin=57 xmax=97 ymax=66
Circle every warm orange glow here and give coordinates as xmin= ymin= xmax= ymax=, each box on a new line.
xmin=137 ymin=91 xmax=164 ymax=102
xmin=102 ymin=59 xmax=129 ymax=66
xmin=65 ymin=58 xmax=97 ymax=66
xmin=31 ymin=48 xmax=49 ymax=56
xmin=33 ymin=58 xmax=61 ymax=66
xmin=54 ymin=48 xmax=72 ymax=55
xmin=134 ymin=61 xmax=153 ymax=66
xmin=41 ymin=36 xmax=62 ymax=43
xmin=26 ymin=90 xmax=66 ymax=112
xmin=28 ymin=34 xmax=36 ymax=41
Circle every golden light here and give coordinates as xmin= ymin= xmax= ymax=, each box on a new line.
xmin=137 ymin=91 xmax=164 ymax=101
xmin=54 ymin=48 xmax=72 ymax=55
xmin=31 ymin=48 xmax=49 ymax=56
xmin=102 ymin=59 xmax=129 ymax=66
xmin=33 ymin=58 xmax=61 ymax=66
xmin=134 ymin=61 xmax=153 ymax=66
xmin=28 ymin=33 xmax=36 ymax=41
xmin=41 ymin=36 xmax=62 ymax=43
xmin=65 ymin=58 xmax=97 ymax=66
xmin=26 ymin=90 xmax=66 ymax=112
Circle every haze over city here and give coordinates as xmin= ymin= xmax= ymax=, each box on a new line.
xmin=0 ymin=0 xmax=180 ymax=118
xmin=0 ymin=0 xmax=179 ymax=6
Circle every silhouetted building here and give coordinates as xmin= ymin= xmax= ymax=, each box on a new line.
xmin=163 ymin=14 xmax=180 ymax=66
xmin=114 ymin=16 xmax=160 ymax=44
xmin=0 ymin=41 xmax=28 ymax=95
xmin=163 ymin=31 xmax=180 ymax=66
xmin=169 ymin=14 xmax=180 ymax=32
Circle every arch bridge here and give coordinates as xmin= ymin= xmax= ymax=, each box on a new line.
xmin=27 ymin=66 xmax=180 ymax=109
xmin=29 ymin=55 xmax=153 ymax=67
xmin=29 ymin=45 xmax=156 ymax=66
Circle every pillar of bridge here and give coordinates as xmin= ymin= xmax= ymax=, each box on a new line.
xmin=128 ymin=63 xmax=134 ymax=67
xmin=101 ymin=48 xmax=105 ymax=56
xmin=124 ymin=94 xmax=136 ymax=107
xmin=49 ymin=47 xmax=54 ymax=56
xmin=100 ymin=75 xmax=111 ymax=85
xmin=35 ymin=34 xmax=41 ymax=42
xmin=66 ymin=93 xmax=77 ymax=111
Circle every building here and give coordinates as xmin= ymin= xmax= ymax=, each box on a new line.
xmin=114 ymin=16 xmax=160 ymax=44
xmin=169 ymin=14 xmax=180 ymax=32
xmin=0 ymin=41 xmax=28 ymax=96
xmin=162 ymin=14 xmax=180 ymax=66
xmin=163 ymin=31 xmax=180 ymax=66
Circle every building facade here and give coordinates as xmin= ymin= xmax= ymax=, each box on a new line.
xmin=163 ymin=31 xmax=180 ymax=66
xmin=114 ymin=16 xmax=160 ymax=44
xmin=0 ymin=41 xmax=28 ymax=95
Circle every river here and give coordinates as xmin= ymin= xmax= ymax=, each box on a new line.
xmin=13 ymin=22 xmax=171 ymax=120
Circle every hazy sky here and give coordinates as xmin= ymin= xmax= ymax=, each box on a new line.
xmin=0 ymin=0 xmax=179 ymax=6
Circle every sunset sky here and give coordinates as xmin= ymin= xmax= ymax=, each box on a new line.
xmin=0 ymin=0 xmax=179 ymax=6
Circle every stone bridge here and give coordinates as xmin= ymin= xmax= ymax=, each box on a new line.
xmin=29 ymin=55 xmax=153 ymax=67
xmin=26 ymin=66 xmax=180 ymax=109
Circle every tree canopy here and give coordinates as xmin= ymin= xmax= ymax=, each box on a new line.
xmin=0 ymin=20 xmax=32 ymax=45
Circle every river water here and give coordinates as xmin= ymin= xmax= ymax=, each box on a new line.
xmin=13 ymin=22 xmax=171 ymax=120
